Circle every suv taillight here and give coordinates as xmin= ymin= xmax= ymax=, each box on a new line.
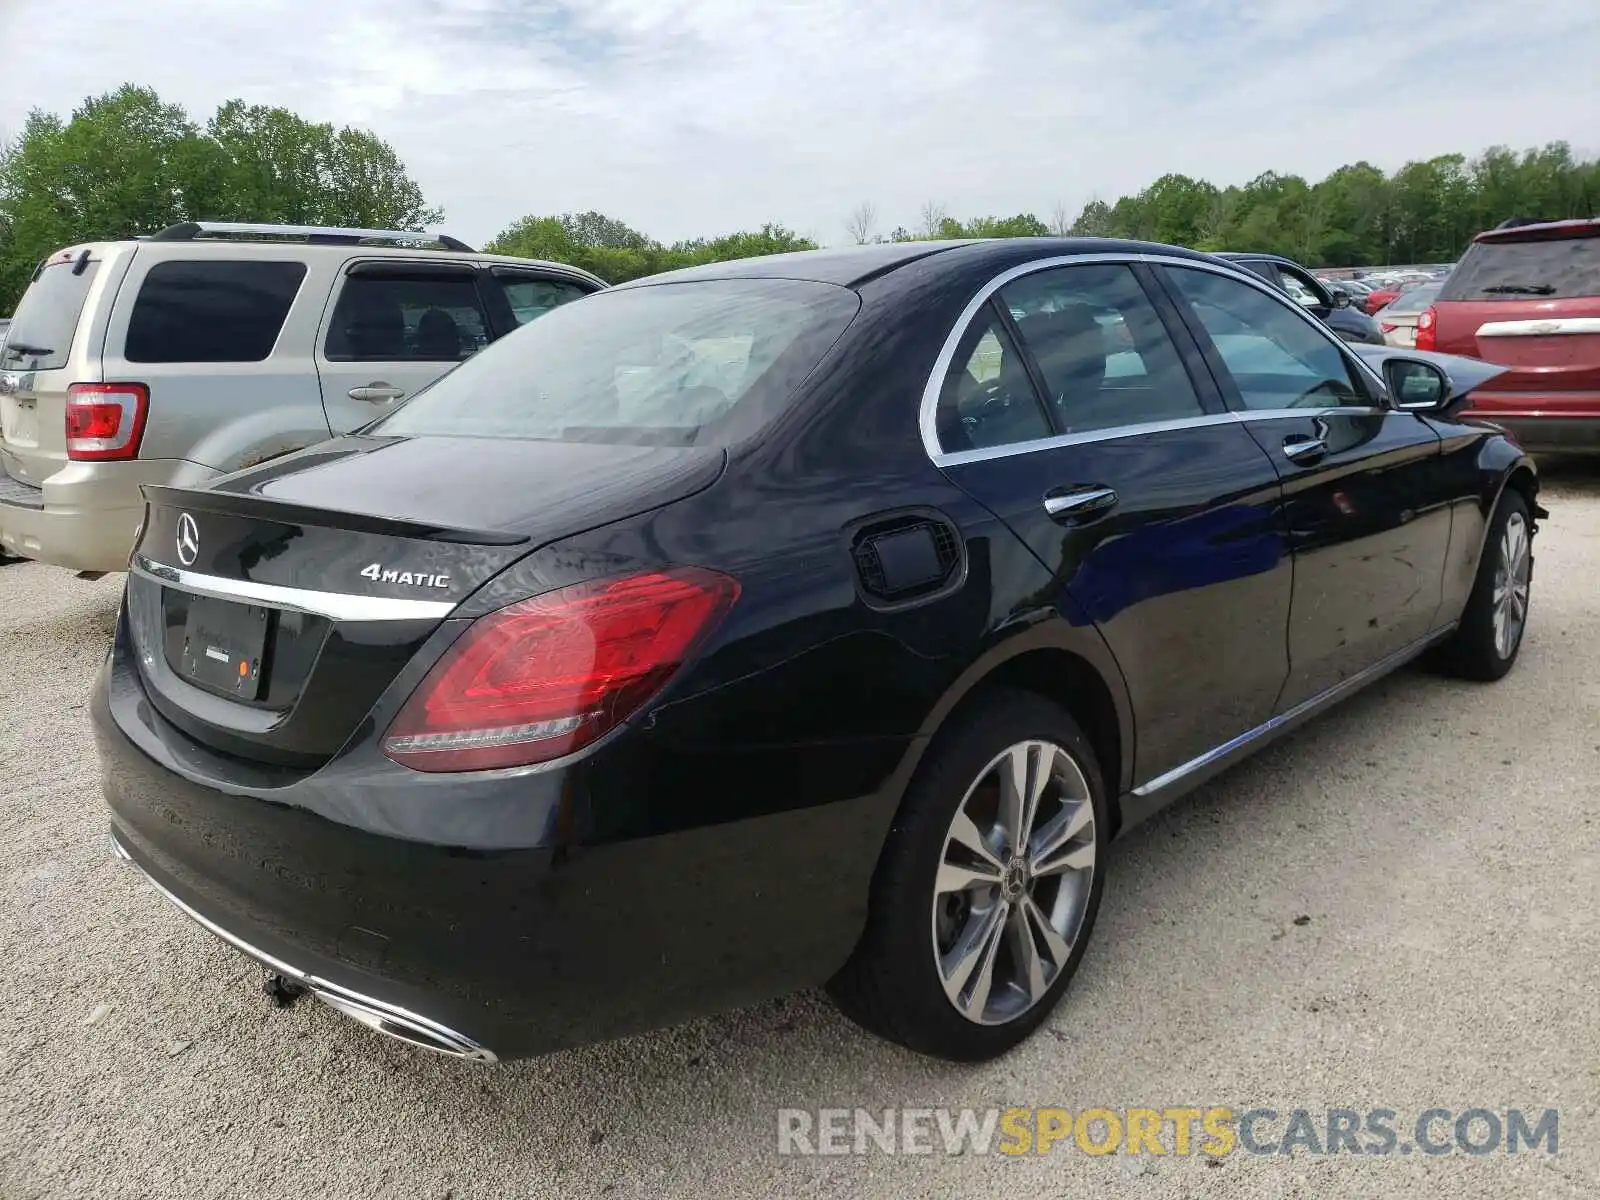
xmin=1414 ymin=307 xmax=1437 ymax=352
xmin=382 ymin=567 xmax=740 ymax=772
xmin=66 ymin=383 xmax=149 ymax=461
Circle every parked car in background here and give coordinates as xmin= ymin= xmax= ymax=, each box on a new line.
xmin=1375 ymin=282 xmax=1443 ymax=346
xmin=0 ymin=223 xmax=604 ymax=574
xmin=1216 ymin=253 xmax=1385 ymax=343
xmin=1362 ymin=279 xmax=1430 ymax=315
xmin=1329 ymin=278 xmax=1375 ymax=308
xmin=98 ymin=237 xmax=1540 ymax=1065
xmin=1420 ymin=216 xmax=1600 ymax=452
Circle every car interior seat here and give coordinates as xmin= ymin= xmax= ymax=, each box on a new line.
xmin=415 ymin=308 xmax=464 ymax=360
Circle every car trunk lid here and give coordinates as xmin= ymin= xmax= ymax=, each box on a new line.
xmin=125 ymin=433 xmax=725 ymax=767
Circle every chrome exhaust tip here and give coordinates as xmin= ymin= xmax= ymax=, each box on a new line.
xmin=311 ymin=988 xmax=496 ymax=1062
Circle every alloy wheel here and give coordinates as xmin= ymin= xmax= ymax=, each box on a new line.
xmin=1491 ymin=510 xmax=1531 ymax=660
xmin=931 ymin=740 xmax=1096 ymax=1026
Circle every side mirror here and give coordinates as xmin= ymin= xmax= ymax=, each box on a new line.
xmin=1329 ymin=287 xmax=1353 ymax=310
xmin=1385 ymin=358 xmax=1450 ymax=412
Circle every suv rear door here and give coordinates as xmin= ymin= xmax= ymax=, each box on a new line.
xmin=315 ymin=260 xmax=498 ymax=433
xmin=1433 ymin=225 xmax=1600 ymax=415
xmin=315 ymin=260 xmax=599 ymax=435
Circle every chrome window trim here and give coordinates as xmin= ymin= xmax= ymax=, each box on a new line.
xmin=932 ymin=406 xmax=1390 ymax=467
xmin=131 ymin=553 xmax=457 ymax=622
xmin=919 ymin=251 xmax=1389 ymax=466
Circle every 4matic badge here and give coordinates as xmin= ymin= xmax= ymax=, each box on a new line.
xmin=359 ymin=563 xmax=452 ymax=589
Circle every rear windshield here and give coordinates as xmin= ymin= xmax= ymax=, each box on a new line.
xmin=1379 ymin=283 xmax=1441 ymax=315
xmin=2 ymin=258 xmax=101 ymax=371
xmin=369 ymin=278 xmax=860 ymax=446
xmin=1441 ymin=234 xmax=1600 ymax=301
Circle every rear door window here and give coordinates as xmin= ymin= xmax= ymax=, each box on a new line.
xmin=2 ymin=258 xmax=102 ymax=371
xmin=125 ymin=260 xmax=307 ymax=363
xmin=1440 ymin=235 xmax=1600 ymax=301
xmin=936 ymin=308 xmax=1052 ymax=452
xmin=492 ymin=274 xmax=593 ymax=326
xmin=325 ymin=271 xmax=491 ymax=362
xmin=1000 ymin=263 xmax=1206 ymax=433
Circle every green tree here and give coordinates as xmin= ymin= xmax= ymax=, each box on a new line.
xmin=0 ymin=84 xmax=442 ymax=310
xmin=487 ymin=214 xmax=816 ymax=283
xmin=206 ymin=100 xmax=440 ymax=230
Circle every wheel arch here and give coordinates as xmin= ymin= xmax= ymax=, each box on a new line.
xmin=1479 ymin=453 xmax=1543 ymax=564
xmin=901 ymin=620 xmax=1135 ymax=834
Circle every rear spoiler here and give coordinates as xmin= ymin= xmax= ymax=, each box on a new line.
xmin=140 ymin=484 xmax=530 ymax=547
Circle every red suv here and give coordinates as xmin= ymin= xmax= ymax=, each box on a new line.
xmin=1419 ymin=217 xmax=1600 ymax=452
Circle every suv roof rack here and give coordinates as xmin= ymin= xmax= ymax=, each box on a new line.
xmin=147 ymin=221 xmax=476 ymax=253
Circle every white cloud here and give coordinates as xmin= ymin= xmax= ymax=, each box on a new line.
xmin=2 ymin=0 xmax=1597 ymax=247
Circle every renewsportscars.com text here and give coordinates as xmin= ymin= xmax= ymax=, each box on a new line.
xmin=776 ymin=1106 xmax=1559 ymax=1158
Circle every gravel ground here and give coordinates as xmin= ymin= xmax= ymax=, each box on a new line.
xmin=3 ymin=464 xmax=1599 ymax=1200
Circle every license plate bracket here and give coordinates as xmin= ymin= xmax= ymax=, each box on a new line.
xmin=180 ymin=595 xmax=271 ymax=700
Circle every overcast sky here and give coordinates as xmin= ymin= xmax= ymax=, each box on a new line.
xmin=2 ymin=0 xmax=1597 ymax=248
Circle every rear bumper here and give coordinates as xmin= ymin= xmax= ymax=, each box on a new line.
xmin=1463 ymin=397 xmax=1600 ymax=453
xmin=93 ymin=632 xmax=903 ymax=1060
xmin=0 ymin=458 xmax=218 ymax=572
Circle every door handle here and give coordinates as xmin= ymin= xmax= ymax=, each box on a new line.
xmin=1282 ymin=434 xmax=1327 ymax=463
xmin=348 ymin=383 xmax=405 ymax=403
xmin=1043 ymin=485 xmax=1119 ymax=520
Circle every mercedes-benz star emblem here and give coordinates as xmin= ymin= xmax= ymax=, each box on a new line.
xmin=175 ymin=513 xmax=200 ymax=567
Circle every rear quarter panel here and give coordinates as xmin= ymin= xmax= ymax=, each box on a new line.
xmin=101 ymin=248 xmax=339 ymax=472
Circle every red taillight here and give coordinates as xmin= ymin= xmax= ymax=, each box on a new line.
xmin=382 ymin=567 xmax=740 ymax=772
xmin=1414 ymin=306 xmax=1437 ymax=351
xmin=66 ymin=383 xmax=149 ymax=461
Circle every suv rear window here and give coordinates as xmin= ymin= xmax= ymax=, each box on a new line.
xmin=1440 ymin=234 xmax=1600 ymax=301
xmin=370 ymin=278 xmax=860 ymax=446
xmin=126 ymin=260 xmax=307 ymax=363
xmin=2 ymin=259 xmax=101 ymax=372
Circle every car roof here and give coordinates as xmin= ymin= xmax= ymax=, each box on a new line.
xmin=612 ymin=237 xmax=1229 ymax=291
xmin=1475 ymin=216 xmax=1600 ymax=244
xmin=32 ymin=237 xmax=606 ymax=288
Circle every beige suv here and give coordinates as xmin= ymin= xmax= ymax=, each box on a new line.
xmin=0 ymin=222 xmax=603 ymax=573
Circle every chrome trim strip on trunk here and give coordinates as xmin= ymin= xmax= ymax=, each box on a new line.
xmin=1476 ymin=317 xmax=1600 ymax=337
xmin=130 ymin=554 xmax=457 ymax=622
xmin=1130 ymin=625 xmax=1457 ymax=797
xmin=110 ymin=834 xmax=497 ymax=1062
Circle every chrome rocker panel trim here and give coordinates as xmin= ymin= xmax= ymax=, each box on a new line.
xmin=1122 ymin=624 xmax=1458 ymax=820
xmin=110 ymin=834 xmax=497 ymax=1063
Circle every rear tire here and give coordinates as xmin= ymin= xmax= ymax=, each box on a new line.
xmin=1437 ymin=489 xmax=1533 ymax=681
xmin=829 ymin=689 xmax=1109 ymax=1062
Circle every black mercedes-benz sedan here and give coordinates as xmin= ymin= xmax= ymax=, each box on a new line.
xmin=96 ymin=238 xmax=1542 ymax=1064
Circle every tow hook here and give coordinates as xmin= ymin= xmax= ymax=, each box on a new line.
xmin=262 ymin=973 xmax=309 ymax=1009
